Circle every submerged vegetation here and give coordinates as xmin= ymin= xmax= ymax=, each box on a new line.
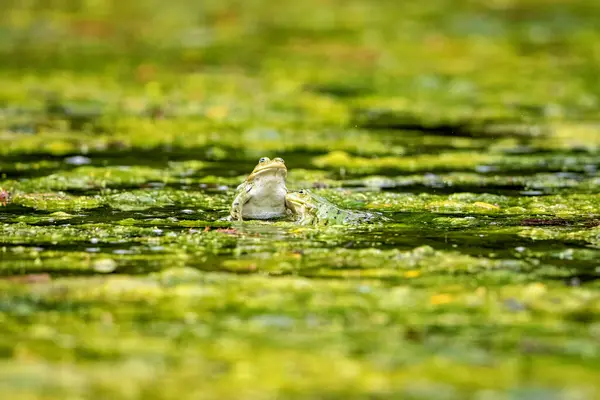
xmin=1 ymin=0 xmax=600 ymax=398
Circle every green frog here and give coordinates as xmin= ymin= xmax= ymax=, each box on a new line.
xmin=230 ymin=157 xmax=290 ymax=221
xmin=285 ymin=189 xmax=386 ymax=225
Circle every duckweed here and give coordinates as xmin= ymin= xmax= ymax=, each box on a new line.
xmin=1 ymin=0 xmax=600 ymax=398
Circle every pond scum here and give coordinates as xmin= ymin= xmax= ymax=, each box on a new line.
xmin=1 ymin=0 xmax=600 ymax=398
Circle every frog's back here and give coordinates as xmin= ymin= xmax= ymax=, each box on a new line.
xmin=312 ymin=193 xmax=383 ymax=225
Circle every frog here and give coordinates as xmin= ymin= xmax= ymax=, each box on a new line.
xmin=285 ymin=189 xmax=386 ymax=225
xmin=230 ymin=156 xmax=290 ymax=221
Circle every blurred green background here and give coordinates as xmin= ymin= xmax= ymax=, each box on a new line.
xmin=2 ymin=1 xmax=600 ymax=399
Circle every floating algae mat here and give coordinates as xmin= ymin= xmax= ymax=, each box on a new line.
xmin=1 ymin=0 xmax=600 ymax=398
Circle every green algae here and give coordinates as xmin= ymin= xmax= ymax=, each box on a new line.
xmin=313 ymin=151 xmax=500 ymax=174
xmin=2 ymin=0 xmax=600 ymax=398
xmin=0 ymin=269 xmax=599 ymax=398
xmin=313 ymin=151 xmax=600 ymax=176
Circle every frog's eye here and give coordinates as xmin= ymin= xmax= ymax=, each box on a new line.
xmin=274 ymin=157 xmax=284 ymax=163
xmin=299 ymin=189 xmax=305 ymax=194
xmin=259 ymin=157 xmax=270 ymax=163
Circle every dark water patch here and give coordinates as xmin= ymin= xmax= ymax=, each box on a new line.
xmin=0 ymin=205 xmax=59 ymax=219
xmin=1 ymin=167 xmax=73 ymax=180
xmin=503 ymin=146 xmax=596 ymax=155
xmin=61 ymin=206 xmax=226 ymax=227
xmin=562 ymin=273 xmax=600 ymax=286
xmin=363 ymin=224 xmax=593 ymax=259
xmin=0 ymin=148 xmax=320 ymax=179
xmin=0 ymin=241 xmax=146 ymax=253
xmin=385 ymin=211 xmax=600 ymax=231
xmin=520 ymin=218 xmax=572 ymax=226
xmin=379 ymin=183 xmax=532 ymax=196
xmin=351 ymin=108 xmax=541 ymax=139
xmin=304 ymin=82 xmax=374 ymax=98
xmin=540 ymin=262 xmax=600 ymax=285
xmin=1 ymin=144 xmax=244 ymax=165
xmin=1 ymin=147 xmax=229 ymax=168
xmin=350 ymin=169 xmax=595 ymax=181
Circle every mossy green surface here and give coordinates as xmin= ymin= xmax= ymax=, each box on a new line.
xmin=1 ymin=0 xmax=600 ymax=398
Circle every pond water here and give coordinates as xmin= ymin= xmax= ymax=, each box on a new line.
xmin=1 ymin=0 xmax=600 ymax=398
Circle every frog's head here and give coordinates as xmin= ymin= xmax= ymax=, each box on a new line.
xmin=285 ymin=189 xmax=315 ymax=213
xmin=247 ymin=157 xmax=287 ymax=181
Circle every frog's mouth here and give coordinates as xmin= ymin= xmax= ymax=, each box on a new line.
xmin=249 ymin=164 xmax=287 ymax=180
xmin=285 ymin=193 xmax=311 ymax=210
